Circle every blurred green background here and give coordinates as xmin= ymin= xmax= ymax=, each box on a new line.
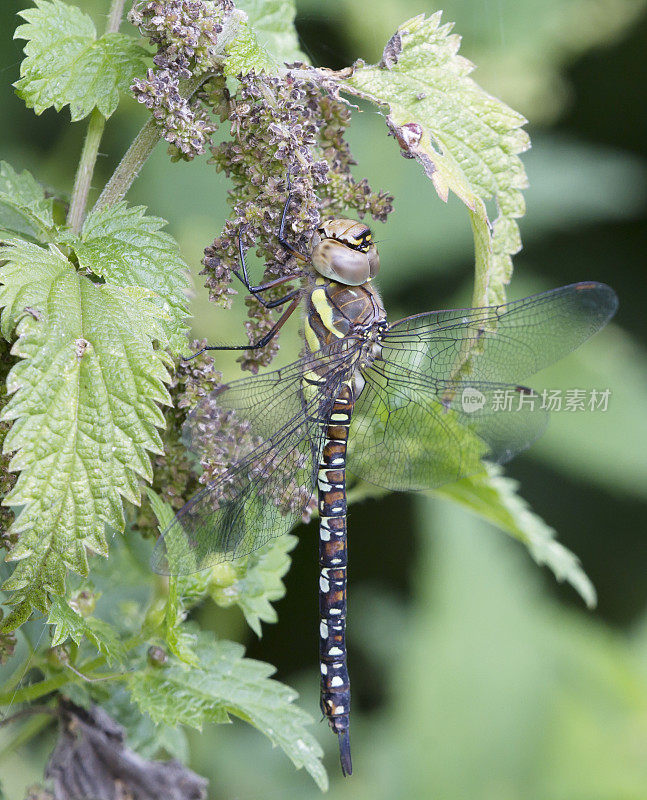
xmin=2 ymin=0 xmax=647 ymax=796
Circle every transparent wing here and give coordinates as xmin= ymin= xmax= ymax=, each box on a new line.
xmin=382 ymin=282 xmax=618 ymax=383
xmin=348 ymin=282 xmax=617 ymax=491
xmin=152 ymin=345 xmax=359 ymax=575
xmin=348 ymin=360 xmax=548 ymax=491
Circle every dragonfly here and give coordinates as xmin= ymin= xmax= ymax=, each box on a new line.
xmin=152 ymin=183 xmax=618 ymax=777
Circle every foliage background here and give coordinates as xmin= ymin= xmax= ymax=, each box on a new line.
xmin=1 ymin=0 xmax=647 ymax=797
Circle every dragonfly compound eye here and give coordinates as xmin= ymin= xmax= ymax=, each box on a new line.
xmin=311 ymin=219 xmax=380 ymax=285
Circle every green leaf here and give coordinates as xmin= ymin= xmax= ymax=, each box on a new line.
xmin=341 ymin=12 xmax=529 ymax=306
xmin=147 ymin=490 xmax=294 ymax=639
xmin=163 ymin=580 xmax=200 ymax=666
xmin=434 ymin=463 xmax=596 ymax=608
xmin=144 ymin=491 xmax=200 ymax=664
xmin=0 ymin=240 xmax=171 ymax=625
xmin=225 ymin=0 xmax=308 ymax=76
xmin=66 ymin=202 xmax=191 ymax=352
xmin=104 ymin=686 xmax=190 ymax=761
xmin=14 ymin=0 xmax=148 ymax=121
xmin=209 ymin=535 xmax=297 ymax=637
xmin=48 ymin=598 xmax=126 ymax=664
xmin=224 ymin=21 xmax=278 ymax=76
xmin=128 ymin=634 xmax=328 ymax=790
xmin=236 ymin=0 xmax=308 ymax=65
xmin=0 ymin=161 xmax=55 ymax=241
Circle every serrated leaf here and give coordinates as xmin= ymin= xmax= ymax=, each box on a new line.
xmin=163 ymin=580 xmax=199 ymax=665
xmin=209 ymin=534 xmax=297 ymax=637
xmin=128 ymin=634 xmax=328 ymax=790
xmin=434 ymin=463 xmax=596 ymax=608
xmin=104 ymin=687 xmax=190 ymax=762
xmin=341 ymin=12 xmax=529 ymax=306
xmin=236 ymin=0 xmax=308 ymax=65
xmin=66 ymin=202 xmax=190 ymax=351
xmin=224 ymin=21 xmax=278 ymax=76
xmin=0 ymin=239 xmax=171 ymax=625
xmin=0 ymin=161 xmax=55 ymax=241
xmin=48 ymin=598 xmax=126 ymax=664
xmin=14 ymin=0 xmax=148 ymax=121
xmin=148 ymin=490 xmax=295 ymax=639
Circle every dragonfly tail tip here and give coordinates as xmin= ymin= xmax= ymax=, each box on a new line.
xmin=338 ymin=730 xmax=352 ymax=776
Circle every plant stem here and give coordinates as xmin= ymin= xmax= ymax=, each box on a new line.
xmin=106 ymin=0 xmax=127 ymax=32
xmin=65 ymin=0 xmax=127 ymax=232
xmin=0 ymin=714 xmax=54 ymax=762
xmin=93 ymin=73 xmax=214 ymax=215
xmin=0 ymin=705 xmax=57 ymax=729
xmin=0 ymin=673 xmax=71 ymax=706
xmin=92 ymin=118 xmax=162 ymax=215
xmin=67 ymin=109 xmax=106 ymax=233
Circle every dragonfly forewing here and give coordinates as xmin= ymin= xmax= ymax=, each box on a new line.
xmin=152 ymin=344 xmax=362 ymax=574
xmin=382 ymin=282 xmax=618 ymax=384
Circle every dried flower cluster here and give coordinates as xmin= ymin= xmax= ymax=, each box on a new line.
xmin=129 ymin=0 xmax=233 ymax=160
xmin=129 ymin=0 xmax=233 ymax=76
xmin=185 ymin=373 xmax=316 ymax=522
xmin=131 ymin=67 xmax=217 ymax=160
xmin=135 ymin=341 xmax=222 ymax=531
xmin=202 ymin=70 xmax=394 ymax=372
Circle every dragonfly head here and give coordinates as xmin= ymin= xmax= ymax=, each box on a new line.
xmin=311 ymin=219 xmax=380 ymax=285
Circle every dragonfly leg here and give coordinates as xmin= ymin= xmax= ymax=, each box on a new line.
xmin=278 ymin=171 xmax=308 ymax=263
xmin=233 ymin=230 xmax=302 ymax=308
xmin=186 ymin=293 xmax=301 ymax=358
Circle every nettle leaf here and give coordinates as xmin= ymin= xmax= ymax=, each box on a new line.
xmin=0 ymin=161 xmax=55 ymax=241
xmin=341 ymin=12 xmax=529 ymax=306
xmin=209 ymin=534 xmax=297 ymax=637
xmin=236 ymin=0 xmax=308 ymax=65
xmin=162 ymin=580 xmax=200 ymax=666
xmin=48 ymin=598 xmax=126 ymax=664
xmin=66 ymin=202 xmax=191 ymax=352
xmin=14 ymin=0 xmax=148 ymax=121
xmin=104 ymin=686 xmax=190 ymax=762
xmin=435 ymin=463 xmax=596 ymax=608
xmin=148 ymin=490 xmax=295 ymax=640
xmin=224 ymin=22 xmax=277 ymax=76
xmin=225 ymin=0 xmax=308 ymax=76
xmin=0 ymin=240 xmax=171 ymax=628
xmin=129 ymin=634 xmax=328 ymax=790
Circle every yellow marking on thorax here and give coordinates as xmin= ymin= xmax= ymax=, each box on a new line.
xmin=311 ymin=287 xmax=344 ymax=339
xmin=304 ymin=316 xmax=320 ymax=352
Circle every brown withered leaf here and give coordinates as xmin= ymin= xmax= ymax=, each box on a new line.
xmin=45 ymin=701 xmax=207 ymax=800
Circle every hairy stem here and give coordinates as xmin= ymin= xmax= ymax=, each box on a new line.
xmin=66 ymin=0 xmax=127 ymax=231
xmin=106 ymin=0 xmax=127 ymax=32
xmin=92 ymin=118 xmax=163 ymax=215
xmin=67 ymin=109 xmax=106 ymax=233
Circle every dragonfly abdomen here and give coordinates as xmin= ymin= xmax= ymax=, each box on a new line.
xmin=318 ymin=382 xmax=354 ymax=776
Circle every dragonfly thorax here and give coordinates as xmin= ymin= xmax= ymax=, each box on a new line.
xmin=311 ymin=218 xmax=380 ymax=286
